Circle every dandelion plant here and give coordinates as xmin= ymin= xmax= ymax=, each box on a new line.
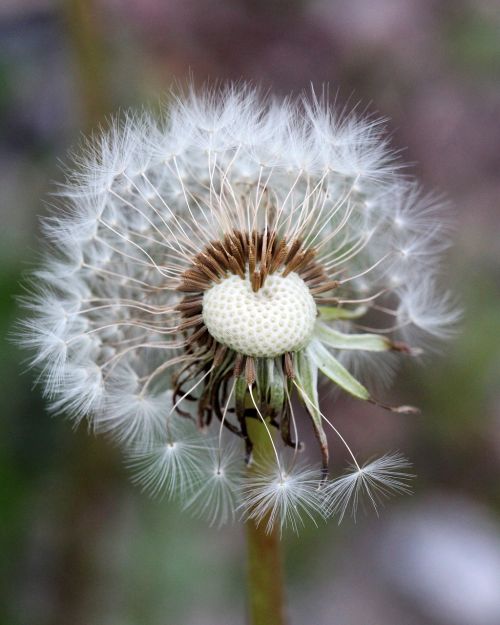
xmin=19 ymin=84 xmax=457 ymax=625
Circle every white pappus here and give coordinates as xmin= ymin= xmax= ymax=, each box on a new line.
xmin=18 ymin=84 xmax=459 ymax=533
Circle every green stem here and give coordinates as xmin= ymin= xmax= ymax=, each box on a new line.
xmin=246 ymin=418 xmax=287 ymax=625
xmin=65 ymin=0 xmax=111 ymax=129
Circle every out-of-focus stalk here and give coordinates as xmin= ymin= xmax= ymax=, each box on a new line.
xmin=65 ymin=0 xmax=110 ymax=128
xmin=246 ymin=418 xmax=287 ymax=625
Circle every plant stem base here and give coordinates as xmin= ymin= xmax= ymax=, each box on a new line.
xmin=245 ymin=418 xmax=287 ymax=625
xmin=246 ymin=518 xmax=286 ymax=625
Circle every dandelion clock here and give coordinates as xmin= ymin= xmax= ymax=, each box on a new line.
xmin=19 ymin=85 xmax=458 ymax=624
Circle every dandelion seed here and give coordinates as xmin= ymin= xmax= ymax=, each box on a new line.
xmin=18 ymin=84 xmax=457 ymax=532
xmin=126 ymin=426 xmax=208 ymax=500
xmin=184 ymin=443 xmax=243 ymax=527
xmin=99 ymin=387 xmax=174 ymax=445
xmin=241 ymin=461 xmax=325 ymax=535
xmin=323 ymin=453 xmax=414 ymax=523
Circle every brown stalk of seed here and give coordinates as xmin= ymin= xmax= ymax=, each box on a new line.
xmin=175 ymin=298 xmax=203 ymax=313
xmin=252 ymin=230 xmax=261 ymax=257
xmin=314 ymin=297 xmax=340 ymax=305
xmin=284 ymin=352 xmax=295 ymax=379
xmin=233 ymin=352 xmax=244 ymax=377
xmin=177 ymin=281 xmax=205 ymax=293
xmin=260 ymin=229 xmax=268 ymax=267
xmin=259 ymin=266 xmax=269 ymax=287
xmin=284 ymin=238 xmax=302 ymax=265
xmin=300 ymin=265 xmax=326 ymax=282
xmin=213 ymin=344 xmax=229 ymax=367
xmin=269 ymin=239 xmax=288 ymax=273
xmin=217 ymin=238 xmax=231 ymax=265
xmin=248 ymin=243 xmax=256 ymax=276
xmin=230 ymin=231 xmax=245 ymax=258
xmin=208 ymin=242 xmax=229 ymax=268
xmin=251 ymin=270 xmax=261 ymax=292
xmin=309 ymin=281 xmax=340 ymax=295
xmin=264 ymin=234 xmax=276 ymax=272
xmin=236 ymin=230 xmax=249 ymax=258
xmin=187 ymin=325 xmax=209 ymax=344
xmin=199 ymin=251 xmax=228 ymax=278
xmin=266 ymin=228 xmax=277 ymax=251
xmin=295 ymin=248 xmax=317 ymax=272
xmin=245 ymin=356 xmax=256 ymax=386
xmin=194 ymin=260 xmax=222 ymax=283
xmin=283 ymin=249 xmax=312 ymax=277
xmin=177 ymin=315 xmax=205 ymax=331
xmin=229 ymin=241 xmax=245 ymax=273
xmin=183 ymin=268 xmax=211 ymax=286
xmin=227 ymin=254 xmax=245 ymax=279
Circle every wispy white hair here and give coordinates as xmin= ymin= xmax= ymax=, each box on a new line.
xmin=17 ymin=83 xmax=458 ymax=532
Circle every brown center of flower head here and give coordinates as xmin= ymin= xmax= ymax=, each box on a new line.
xmin=173 ymin=229 xmax=338 ymax=462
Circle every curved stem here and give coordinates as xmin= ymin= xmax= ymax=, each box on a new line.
xmin=246 ymin=418 xmax=287 ymax=625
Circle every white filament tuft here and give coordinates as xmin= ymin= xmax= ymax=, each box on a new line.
xmin=323 ymin=452 xmax=413 ymax=523
xmin=126 ymin=426 xmax=209 ymax=500
xmin=241 ymin=461 xmax=325 ymax=534
xmin=183 ymin=443 xmax=243 ymax=527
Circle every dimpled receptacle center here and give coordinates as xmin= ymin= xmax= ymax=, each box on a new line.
xmin=202 ymin=272 xmax=317 ymax=358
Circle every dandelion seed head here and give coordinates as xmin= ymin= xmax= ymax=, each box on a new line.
xmin=18 ymin=84 xmax=458 ymax=532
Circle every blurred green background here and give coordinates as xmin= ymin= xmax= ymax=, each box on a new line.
xmin=1 ymin=1 xmax=500 ymax=624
